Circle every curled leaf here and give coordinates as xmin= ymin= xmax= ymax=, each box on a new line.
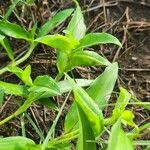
xmin=121 ymin=110 xmax=137 ymax=127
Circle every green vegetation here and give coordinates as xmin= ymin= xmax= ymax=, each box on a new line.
xmin=0 ymin=0 xmax=149 ymax=150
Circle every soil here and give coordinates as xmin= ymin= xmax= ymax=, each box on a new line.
xmin=0 ymin=0 xmax=150 ymax=149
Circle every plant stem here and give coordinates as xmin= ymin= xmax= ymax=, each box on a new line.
xmin=4 ymin=0 xmax=21 ymax=19
xmin=20 ymin=113 xmax=26 ymax=137
xmin=41 ymin=92 xmax=70 ymax=150
xmin=55 ymin=73 xmax=64 ymax=81
xmin=0 ymin=113 xmax=16 ymax=125
xmin=48 ymin=129 xmax=79 ymax=147
xmin=127 ymin=122 xmax=150 ymax=140
xmin=0 ymin=94 xmax=36 ymax=125
xmin=26 ymin=113 xmax=44 ymax=142
xmin=0 ymin=42 xmax=36 ymax=75
xmin=14 ymin=43 xmax=36 ymax=65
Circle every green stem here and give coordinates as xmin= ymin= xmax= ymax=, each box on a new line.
xmin=41 ymin=92 xmax=70 ymax=150
xmin=4 ymin=0 xmax=21 ymax=19
xmin=55 ymin=73 xmax=64 ymax=81
xmin=0 ymin=114 xmax=15 ymax=125
xmin=138 ymin=123 xmax=150 ymax=132
xmin=0 ymin=94 xmax=38 ymax=125
xmin=127 ymin=122 xmax=150 ymax=139
xmin=26 ymin=113 xmax=45 ymax=142
xmin=14 ymin=43 xmax=36 ymax=65
xmin=20 ymin=113 xmax=26 ymax=137
xmin=0 ymin=42 xmax=36 ymax=75
xmin=48 ymin=129 xmax=79 ymax=147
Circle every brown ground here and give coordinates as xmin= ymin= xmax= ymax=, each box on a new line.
xmin=0 ymin=0 xmax=150 ymax=149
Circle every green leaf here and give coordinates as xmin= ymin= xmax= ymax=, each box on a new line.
xmin=66 ymin=0 xmax=86 ymax=40
xmin=30 ymin=23 xmax=37 ymax=40
xmin=35 ymin=34 xmax=79 ymax=52
xmin=22 ymin=65 xmax=33 ymax=86
xmin=7 ymin=65 xmax=33 ymax=86
xmin=4 ymin=0 xmax=21 ymax=20
xmin=58 ymin=79 xmax=93 ymax=95
xmin=65 ymin=63 xmax=118 ymax=133
xmin=0 ymin=81 xmax=28 ymax=97
xmin=48 ymin=143 xmax=71 ymax=150
xmin=107 ymin=119 xmax=134 ymax=150
xmin=56 ymin=51 xmax=70 ymax=76
xmin=76 ymin=104 xmax=96 ymax=150
xmin=0 ymin=77 xmax=91 ymax=126
xmin=0 ymin=34 xmax=14 ymax=61
xmin=86 ymin=62 xmax=118 ymax=107
xmin=0 ymin=21 xmax=30 ymax=41
xmin=114 ymin=88 xmax=131 ymax=112
xmin=133 ymin=140 xmax=150 ymax=146
xmin=38 ymin=9 xmax=74 ymax=37
xmin=145 ymin=146 xmax=150 ymax=150
xmin=38 ymin=98 xmax=58 ymax=110
xmin=65 ymin=102 xmax=79 ymax=133
xmin=0 ymin=136 xmax=38 ymax=150
xmin=29 ymin=75 xmax=61 ymax=98
xmin=121 ymin=110 xmax=136 ymax=127
xmin=66 ymin=74 xmax=104 ymax=136
xmin=26 ymin=0 xmax=35 ymax=5
xmin=7 ymin=65 xmax=23 ymax=79
xmin=111 ymin=88 xmax=131 ymax=123
xmin=0 ymin=89 xmax=4 ymax=107
xmin=76 ymin=33 xmax=122 ymax=50
xmin=70 ymin=50 xmax=111 ymax=67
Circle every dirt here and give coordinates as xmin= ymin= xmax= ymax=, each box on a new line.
xmin=0 ymin=0 xmax=150 ymax=149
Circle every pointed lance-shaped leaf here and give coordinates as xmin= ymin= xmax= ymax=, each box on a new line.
xmin=66 ymin=0 xmax=86 ymax=40
xmin=0 ymin=34 xmax=14 ymax=61
xmin=65 ymin=63 xmax=118 ymax=133
xmin=0 ymin=81 xmax=28 ymax=97
xmin=110 ymin=87 xmax=132 ymax=123
xmin=66 ymin=74 xmax=104 ymax=136
xmin=29 ymin=75 xmax=61 ymax=98
xmin=38 ymin=8 xmax=74 ymax=37
xmin=35 ymin=34 xmax=79 ymax=52
xmin=7 ymin=65 xmax=33 ymax=86
xmin=58 ymin=79 xmax=93 ymax=94
xmin=76 ymin=104 xmax=96 ymax=150
xmin=107 ymin=119 xmax=134 ymax=150
xmin=0 ymin=21 xmax=30 ymax=41
xmin=22 ymin=65 xmax=33 ymax=86
xmin=56 ymin=51 xmax=70 ymax=75
xmin=76 ymin=33 xmax=122 ymax=50
xmin=70 ymin=50 xmax=111 ymax=67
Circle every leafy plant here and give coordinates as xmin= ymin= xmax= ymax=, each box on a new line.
xmin=0 ymin=0 xmax=149 ymax=150
xmin=0 ymin=7 xmax=73 ymax=75
xmin=35 ymin=1 xmax=121 ymax=80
